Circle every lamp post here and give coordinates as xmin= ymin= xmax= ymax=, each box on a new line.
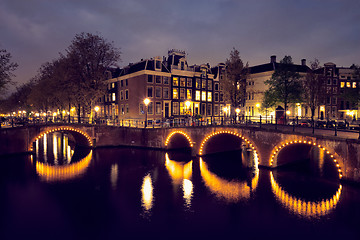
xmin=235 ymin=108 xmax=240 ymax=123
xmin=144 ymin=98 xmax=150 ymax=128
xmin=94 ymin=106 xmax=100 ymax=124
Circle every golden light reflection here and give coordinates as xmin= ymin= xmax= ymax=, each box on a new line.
xmin=270 ymin=172 xmax=342 ymax=219
xmin=29 ymin=126 xmax=93 ymax=151
xmin=165 ymin=153 xmax=193 ymax=208
xmin=111 ymin=164 xmax=118 ymax=190
xmin=36 ymin=150 xmax=92 ymax=182
xmin=141 ymin=173 xmax=154 ymax=212
xmin=199 ymin=158 xmax=259 ymax=202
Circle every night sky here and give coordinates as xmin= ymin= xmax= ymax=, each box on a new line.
xmin=1 ymin=0 xmax=359 ymax=91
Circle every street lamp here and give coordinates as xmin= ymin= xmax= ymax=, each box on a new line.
xmin=144 ymin=98 xmax=150 ymax=128
xmin=235 ymin=108 xmax=240 ymax=123
xmin=94 ymin=106 xmax=100 ymax=124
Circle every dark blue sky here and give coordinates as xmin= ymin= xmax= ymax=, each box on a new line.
xmin=1 ymin=0 xmax=359 ymax=89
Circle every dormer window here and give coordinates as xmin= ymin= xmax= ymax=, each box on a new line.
xmin=181 ymin=61 xmax=185 ymax=70
xmin=155 ymin=60 xmax=161 ymax=70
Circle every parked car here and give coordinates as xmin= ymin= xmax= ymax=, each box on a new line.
xmin=298 ymin=119 xmax=311 ymax=127
xmin=349 ymin=120 xmax=360 ymax=130
xmin=336 ymin=120 xmax=349 ymax=129
xmin=315 ymin=120 xmax=327 ymax=128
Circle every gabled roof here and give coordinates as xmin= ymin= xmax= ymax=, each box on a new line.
xmin=250 ymin=62 xmax=310 ymax=74
xmin=117 ymin=59 xmax=170 ymax=77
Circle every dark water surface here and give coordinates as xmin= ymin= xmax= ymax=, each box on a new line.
xmin=1 ymin=134 xmax=360 ymax=240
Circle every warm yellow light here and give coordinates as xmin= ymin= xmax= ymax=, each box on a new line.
xmin=144 ymin=98 xmax=150 ymax=106
xmin=286 ymin=110 xmax=291 ymax=115
xmin=255 ymin=103 xmax=260 ymax=108
xmin=94 ymin=106 xmax=100 ymax=112
xmin=185 ymin=100 xmax=191 ymax=108
xmin=235 ymin=108 xmax=240 ymax=114
xmin=53 ymin=112 xmax=57 ymax=117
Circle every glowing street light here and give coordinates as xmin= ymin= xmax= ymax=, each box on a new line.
xmin=94 ymin=106 xmax=100 ymax=124
xmin=144 ymin=98 xmax=150 ymax=128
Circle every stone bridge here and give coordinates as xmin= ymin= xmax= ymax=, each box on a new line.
xmin=1 ymin=123 xmax=360 ymax=182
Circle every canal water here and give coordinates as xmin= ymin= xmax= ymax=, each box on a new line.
xmin=1 ymin=132 xmax=360 ymax=240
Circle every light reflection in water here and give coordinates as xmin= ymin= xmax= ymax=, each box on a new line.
xmin=164 ymin=153 xmax=193 ymax=208
xmin=141 ymin=173 xmax=154 ymax=215
xmin=199 ymin=158 xmax=259 ymax=202
xmin=110 ymin=164 xmax=118 ymax=190
xmin=270 ymin=172 xmax=342 ymax=219
xmin=36 ymin=150 xmax=92 ymax=182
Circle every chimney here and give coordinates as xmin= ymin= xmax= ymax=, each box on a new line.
xmin=270 ymin=55 xmax=276 ymax=63
xmin=301 ymin=59 xmax=306 ymax=66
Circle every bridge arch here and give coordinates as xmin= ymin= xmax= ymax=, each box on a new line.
xmin=29 ymin=126 xmax=93 ymax=151
xmin=270 ymin=140 xmax=344 ymax=179
xmin=165 ymin=131 xmax=193 ymax=149
xmin=198 ymin=130 xmax=260 ymax=165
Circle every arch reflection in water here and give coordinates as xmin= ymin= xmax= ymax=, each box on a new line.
xmin=199 ymin=158 xmax=259 ymax=203
xmin=141 ymin=173 xmax=154 ymax=216
xmin=36 ymin=150 xmax=92 ymax=182
xmin=35 ymin=132 xmax=74 ymax=165
xmin=165 ymin=153 xmax=193 ymax=208
xmin=270 ymin=172 xmax=342 ymax=219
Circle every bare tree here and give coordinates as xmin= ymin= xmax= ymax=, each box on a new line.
xmin=65 ymin=32 xmax=121 ymax=122
xmin=222 ymin=48 xmax=249 ymax=118
xmin=0 ymin=48 xmax=18 ymax=96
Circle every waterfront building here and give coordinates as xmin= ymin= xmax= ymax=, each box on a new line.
xmin=102 ymin=50 xmax=225 ymax=125
xmin=246 ymin=56 xmax=309 ymax=119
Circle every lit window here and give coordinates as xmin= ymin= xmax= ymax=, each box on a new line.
xmin=195 ymin=90 xmax=200 ymax=101
xmin=112 ymin=93 xmax=116 ymax=101
xmin=202 ymin=80 xmax=206 ymax=89
xmin=196 ymin=79 xmax=201 ymax=89
xmin=187 ymin=89 xmax=192 ymax=100
xmin=173 ymin=88 xmax=178 ymax=99
xmin=180 ymin=78 xmax=186 ymax=87
xmin=173 ymin=77 xmax=179 ymax=86
xmin=202 ymin=91 xmax=206 ymax=101
xmin=346 ymin=82 xmax=351 ymax=88
xmin=207 ymin=92 xmax=212 ymax=102
xmin=340 ymin=82 xmax=345 ymax=88
xmin=352 ymin=82 xmax=357 ymax=88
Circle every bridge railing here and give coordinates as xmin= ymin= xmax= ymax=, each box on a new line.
xmin=2 ymin=115 xmax=360 ymax=139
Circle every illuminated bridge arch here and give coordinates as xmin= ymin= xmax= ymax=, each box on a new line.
xmin=198 ymin=130 xmax=260 ymax=162
xmin=165 ymin=131 xmax=193 ymax=149
xmin=270 ymin=140 xmax=343 ymax=179
xmin=29 ymin=126 xmax=93 ymax=151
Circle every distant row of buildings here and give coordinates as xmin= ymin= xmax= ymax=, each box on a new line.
xmin=98 ymin=49 xmax=359 ymax=124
